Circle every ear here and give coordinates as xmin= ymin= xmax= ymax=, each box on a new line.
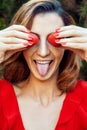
xmin=47 ymin=32 xmax=61 ymax=47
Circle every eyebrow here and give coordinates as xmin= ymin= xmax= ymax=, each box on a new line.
xmin=31 ymin=31 xmax=53 ymax=39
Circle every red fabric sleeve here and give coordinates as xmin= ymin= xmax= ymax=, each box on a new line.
xmin=0 ymin=79 xmax=25 ymax=130
xmin=55 ymin=80 xmax=87 ymax=130
xmin=0 ymin=92 xmax=8 ymax=129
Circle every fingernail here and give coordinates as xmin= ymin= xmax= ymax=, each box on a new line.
xmin=29 ymin=41 xmax=34 ymax=45
xmin=28 ymin=35 xmax=33 ymax=40
xmin=23 ymin=40 xmax=33 ymax=47
xmin=56 ymin=28 xmax=61 ymax=32
xmin=61 ymin=42 xmax=67 ymax=46
xmin=54 ymin=33 xmax=59 ymax=37
xmin=23 ymin=43 xmax=30 ymax=47
xmin=55 ymin=38 xmax=61 ymax=43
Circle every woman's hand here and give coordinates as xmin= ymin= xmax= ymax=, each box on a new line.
xmin=55 ymin=25 xmax=87 ymax=61
xmin=0 ymin=25 xmax=32 ymax=63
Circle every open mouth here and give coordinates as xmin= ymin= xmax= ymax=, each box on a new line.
xmin=34 ymin=60 xmax=53 ymax=76
xmin=34 ymin=60 xmax=53 ymax=65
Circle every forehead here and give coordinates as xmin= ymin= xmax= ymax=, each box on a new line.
xmin=31 ymin=12 xmax=64 ymax=36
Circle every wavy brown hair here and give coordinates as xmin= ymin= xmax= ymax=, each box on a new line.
xmin=2 ymin=0 xmax=81 ymax=92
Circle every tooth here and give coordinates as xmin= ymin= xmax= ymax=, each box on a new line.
xmin=36 ymin=61 xmax=50 ymax=64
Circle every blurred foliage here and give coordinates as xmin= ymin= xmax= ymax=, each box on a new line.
xmin=79 ymin=1 xmax=87 ymax=27
xmin=80 ymin=61 xmax=87 ymax=80
xmin=0 ymin=0 xmax=15 ymax=29
xmin=0 ymin=0 xmax=87 ymax=79
xmin=0 ymin=0 xmax=29 ymax=29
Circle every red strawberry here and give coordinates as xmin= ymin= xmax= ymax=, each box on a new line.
xmin=29 ymin=33 xmax=39 ymax=46
xmin=48 ymin=32 xmax=61 ymax=47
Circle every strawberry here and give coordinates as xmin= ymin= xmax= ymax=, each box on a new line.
xmin=48 ymin=32 xmax=61 ymax=47
xmin=29 ymin=33 xmax=39 ymax=46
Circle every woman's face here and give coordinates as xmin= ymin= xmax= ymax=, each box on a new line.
xmin=23 ymin=12 xmax=64 ymax=81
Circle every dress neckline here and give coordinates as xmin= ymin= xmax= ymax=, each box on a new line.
xmin=8 ymin=80 xmax=82 ymax=130
xmin=10 ymin=83 xmax=67 ymax=130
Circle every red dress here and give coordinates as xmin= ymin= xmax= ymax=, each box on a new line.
xmin=0 ymin=79 xmax=87 ymax=130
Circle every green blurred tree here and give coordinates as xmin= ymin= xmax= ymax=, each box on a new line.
xmin=0 ymin=0 xmax=15 ymax=29
xmin=0 ymin=0 xmax=29 ymax=29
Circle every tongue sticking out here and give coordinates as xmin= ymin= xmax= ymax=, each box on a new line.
xmin=36 ymin=63 xmax=50 ymax=76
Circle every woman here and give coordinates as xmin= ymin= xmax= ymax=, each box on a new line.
xmin=0 ymin=0 xmax=87 ymax=129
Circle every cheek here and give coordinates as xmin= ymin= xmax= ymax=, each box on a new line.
xmin=55 ymin=48 xmax=64 ymax=62
xmin=23 ymin=51 xmax=32 ymax=70
xmin=23 ymin=49 xmax=32 ymax=64
xmin=23 ymin=46 xmax=35 ymax=58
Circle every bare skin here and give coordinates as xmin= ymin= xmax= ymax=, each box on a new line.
xmin=56 ymin=25 xmax=87 ymax=61
xmin=13 ymin=79 xmax=66 ymax=130
xmin=0 ymin=12 xmax=87 ymax=130
xmin=13 ymin=13 xmax=65 ymax=130
xmin=0 ymin=25 xmax=31 ymax=63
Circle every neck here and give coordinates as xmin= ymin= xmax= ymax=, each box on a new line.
xmin=22 ymin=74 xmax=61 ymax=106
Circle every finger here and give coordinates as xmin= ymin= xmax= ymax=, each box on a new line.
xmin=56 ymin=30 xmax=86 ymax=38
xmin=57 ymin=25 xmax=87 ymax=32
xmin=6 ymin=43 xmax=28 ymax=50
xmin=56 ymin=25 xmax=87 ymax=38
xmin=0 ymin=37 xmax=32 ymax=44
xmin=55 ymin=37 xmax=87 ymax=43
xmin=0 ymin=30 xmax=32 ymax=40
xmin=3 ymin=24 xmax=30 ymax=33
xmin=60 ymin=42 xmax=87 ymax=50
xmin=0 ymin=42 xmax=30 ymax=51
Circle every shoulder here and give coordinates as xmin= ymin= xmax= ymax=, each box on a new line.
xmin=0 ymin=79 xmax=14 ymax=99
xmin=64 ymin=80 xmax=87 ymax=128
xmin=73 ymin=80 xmax=87 ymax=125
xmin=0 ymin=79 xmax=11 ymax=90
xmin=76 ymin=79 xmax=87 ymax=104
xmin=0 ymin=79 xmax=20 ymax=129
xmin=0 ymin=79 xmax=11 ymax=85
xmin=69 ymin=80 xmax=87 ymax=105
xmin=75 ymin=80 xmax=87 ymax=97
xmin=76 ymin=79 xmax=87 ymax=88
xmin=67 ymin=80 xmax=87 ymax=102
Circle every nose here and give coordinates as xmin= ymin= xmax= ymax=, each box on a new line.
xmin=37 ymin=39 xmax=50 ymax=57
